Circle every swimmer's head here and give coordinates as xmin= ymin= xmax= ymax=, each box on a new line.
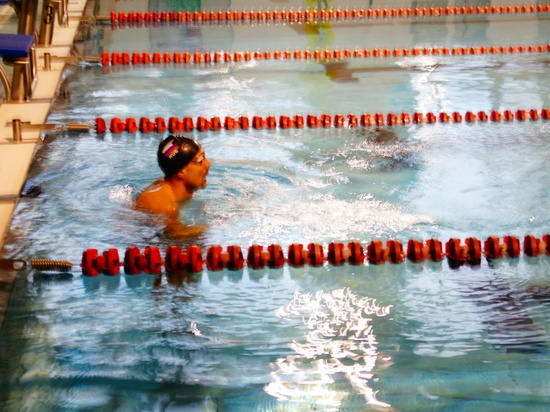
xmin=157 ymin=135 xmax=202 ymax=177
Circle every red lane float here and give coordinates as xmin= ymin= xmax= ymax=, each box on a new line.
xmin=99 ymin=43 xmax=550 ymax=66
xmin=96 ymin=108 xmax=549 ymax=134
xmin=126 ymin=117 xmax=138 ymax=132
xmin=445 ymin=237 xmax=482 ymax=264
xmin=165 ymin=245 xmax=203 ymax=273
xmin=80 ymin=234 xmax=549 ymax=275
xmin=247 ymin=244 xmax=268 ymax=269
xmin=267 ymin=244 xmax=286 ymax=268
xmin=81 ymin=248 xmax=121 ymax=276
xmin=227 ymin=245 xmax=245 ymax=270
xmin=523 ymin=234 xmax=548 ymax=256
xmin=406 ymin=239 xmax=424 ymax=263
xmin=95 ymin=117 xmax=107 ymax=134
xmin=308 ymin=243 xmax=325 ymax=267
xmin=426 ymin=239 xmax=444 ymax=262
xmin=327 ymin=242 xmax=346 ymax=265
xmin=205 ymin=245 xmax=224 ymax=271
xmin=123 ymin=246 xmax=163 ymax=275
xmin=287 ymin=243 xmax=306 ymax=267
xmin=109 ymin=4 xmax=548 ymax=26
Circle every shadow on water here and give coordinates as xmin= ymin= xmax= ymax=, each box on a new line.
xmin=526 ymin=284 xmax=550 ymax=304
xmin=451 ymin=262 xmax=548 ymax=354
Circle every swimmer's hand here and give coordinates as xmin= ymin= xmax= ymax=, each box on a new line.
xmin=164 ymin=220 xmax=207 ymax=241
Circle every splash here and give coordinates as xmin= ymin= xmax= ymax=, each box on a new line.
xmin=230 ymin=192 xmax=434 ymax=244
xmin=108 ymin=184 xmax=133 ymax=204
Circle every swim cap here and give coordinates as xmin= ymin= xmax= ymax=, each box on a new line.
xmin=157 ymin=135 xmax=202 ymax=177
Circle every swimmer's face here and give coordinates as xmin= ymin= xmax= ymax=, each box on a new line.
xmin=181 ymin=149 xmax=210 ymax=189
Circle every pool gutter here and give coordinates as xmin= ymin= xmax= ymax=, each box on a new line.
xmin=0 ymin=0 xmax=87 ymax=328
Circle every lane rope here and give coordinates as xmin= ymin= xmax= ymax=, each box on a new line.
xmin=96 ymin=108 xmax=550 ymax=134
xmin=108 ymin=4 xmax=550 ymax=27
xmin=99 ymin=43 xmax=550 ymax=66
xmin=11 ymin=234 xmax=546 ymax=275
xmin=73 ymin=234 xmax=549 ymax=275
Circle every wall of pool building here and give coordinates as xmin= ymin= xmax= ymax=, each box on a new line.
xmin=0 ymin=0 xmax=549 ymax=409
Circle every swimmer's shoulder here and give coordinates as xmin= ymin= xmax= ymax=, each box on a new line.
xmin=135 ymin=179 xmax=177 ymax=215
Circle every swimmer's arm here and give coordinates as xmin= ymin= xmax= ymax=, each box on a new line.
xmin=136 ymin=201 xmax=205 ymax=239
xmin=163 ymin=218 xmax=207 ymax=240
xmin=135 ymin=187 xmax=206 ymax=240
xmin=136 ymin=204 xmax=206 ymax=240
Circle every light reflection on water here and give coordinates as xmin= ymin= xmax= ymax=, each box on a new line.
xmin=266 ymin=288 xmax=392 ymax=409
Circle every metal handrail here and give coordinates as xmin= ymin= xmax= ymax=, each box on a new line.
xmin=15 ymin=0 xmax=39 ymax=35
xmin=0 ymin=65 xmax=12 ymax=101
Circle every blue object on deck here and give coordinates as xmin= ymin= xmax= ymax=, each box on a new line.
xmin=0 ymin=34 xmax=35 ymax=59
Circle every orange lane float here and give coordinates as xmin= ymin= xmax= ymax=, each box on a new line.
xmin=95 ymin=108 xmax=550 ymax=134
xmin=79 ymin=235 xmax=549 ymax=275
xmin=99 ymin=43 xmax=550 ymax=66
xmin=109 ymin=4 xmax=549 ymax=26
xmin=96 ymin=108 xmax=549 ymax=134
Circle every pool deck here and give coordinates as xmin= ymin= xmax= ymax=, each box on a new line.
xmin=0 ymin=0 xmax=87 ymax=327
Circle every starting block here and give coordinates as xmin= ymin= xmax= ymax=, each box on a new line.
xmin=0 ymin=33 xmax=36 ymax=102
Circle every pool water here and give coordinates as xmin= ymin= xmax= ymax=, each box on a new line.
xmin=1 ymin=0 xmax=550 ymax=410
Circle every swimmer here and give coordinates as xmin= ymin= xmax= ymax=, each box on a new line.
xmin=136 ymin=135 xmax=210 ymax=237
xmin=356 ymin=126 xmax=399 ymax=144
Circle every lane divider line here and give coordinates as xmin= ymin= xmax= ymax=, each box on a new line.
xmin=76 ymin=234 xmax=550 ymax=275
xmin=96 ymin=109 xmax=550 ymax=134
xmin=99 ymin=44 xmax=550 ymax=66
xmin=108 ymin=4 xmax=550 ymax=27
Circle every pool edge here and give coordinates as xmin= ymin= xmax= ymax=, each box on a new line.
xmin=0 ymin=0 xmax=88 ymax=329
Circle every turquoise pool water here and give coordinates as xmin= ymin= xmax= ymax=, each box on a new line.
xmin=1 ymin=0 xmax=549 ymax=410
